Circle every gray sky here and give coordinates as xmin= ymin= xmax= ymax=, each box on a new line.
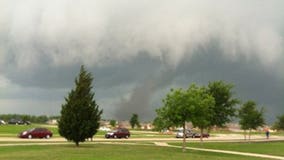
xmin=0 ymin=0 xmax=284 ymax=123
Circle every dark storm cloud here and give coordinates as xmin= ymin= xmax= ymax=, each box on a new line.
xmin=174 ymin=44 xmax=284 ymax=123
xmin=0 ymin=0 xmax=283 ymax=122
xmin=113 ymin=42 xmax=284 ymax=122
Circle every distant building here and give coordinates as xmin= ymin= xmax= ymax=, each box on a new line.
xmin=140 ymin=123 xmax=153 ymax=130
xmin=99 ymin=120 xmax=109 ymax=127
xmin=47 ymin=119 xmax=58 ymax=125
xmin=118 ymin=121 xmax=131 ymax=128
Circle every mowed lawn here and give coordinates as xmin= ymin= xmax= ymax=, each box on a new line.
xmin=170 ymin=141 xmax=284 ymax=157
xmin=0 ymin=143 xmax=267 ymax=160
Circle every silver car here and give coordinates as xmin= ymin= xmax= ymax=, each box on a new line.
xmin=0 ymin=120 xmax=6 ymax=125
xmin=176 ymin=129 xmax=195 ymax=138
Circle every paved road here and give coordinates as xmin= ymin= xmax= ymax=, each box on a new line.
xmin=1 ymin=133 xmax=284 ymax=142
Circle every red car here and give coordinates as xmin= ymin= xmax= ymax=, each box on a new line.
xmin=19 ymin=128 xmax=53 ymax=139
xmin=105 ymin=128 xmax=130 ymax=139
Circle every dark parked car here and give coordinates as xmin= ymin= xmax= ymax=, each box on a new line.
xmin=105 ymin=128 xmax=130 ymax=139
xmin=192 ymin=133 xmax=210 ymax=138
xmin=19 ymin=128 xmax=53 ymax=139
xmin=8 ymin=119 xmax=30 ymax=125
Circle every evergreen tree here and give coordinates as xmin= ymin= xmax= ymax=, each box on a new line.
xmin=58 ymin=65 xmax=103 ymax=146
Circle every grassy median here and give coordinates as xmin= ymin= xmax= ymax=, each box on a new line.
xmin=170 ymin=141 xmax=284 ymax=157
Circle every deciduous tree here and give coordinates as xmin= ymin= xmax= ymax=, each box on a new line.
xmin=190 ymin=87 xmax=215 ymax=142
xmin=155 ymin=84 xmax=214 ymax=151
xmin=110 ymin=120 xmax=117 ymax=128
xmin=130 ymin=113 xmax=140 ymax=129
xmin=273 ymin=114 xmax=284 ymax=130
xmin=207 ymin=81 xmax=239 ymax=129
xmin=238 ymin=101 xmax=265 ymax=140
xmin=153 ymin=107 xmax=174 ymax=131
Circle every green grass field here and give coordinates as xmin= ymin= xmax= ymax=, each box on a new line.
xmin=170 ymin=141 xmax=284 ymax=157
xmin=0 ymin=143 xmax=267 ymax=160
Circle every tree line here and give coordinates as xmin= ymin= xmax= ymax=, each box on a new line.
xmin=0 ymin=114 xmax=59 ymax=124
xmin=152 ymin=81 xmax=281 ymax=152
